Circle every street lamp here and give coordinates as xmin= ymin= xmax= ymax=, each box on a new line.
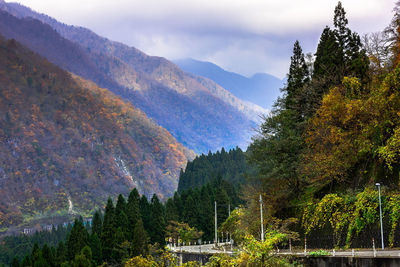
xmin=376 ymin=183 xmax=384 ymax=250
xmin=215 ymin=201 xmax=217 ymax=246
xmin=260 ymin=194 xmax=264 ymax=242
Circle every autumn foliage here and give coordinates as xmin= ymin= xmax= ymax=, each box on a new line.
xmin=0 ymin=36 xmax=194 ymax=227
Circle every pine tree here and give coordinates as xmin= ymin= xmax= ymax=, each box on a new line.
xmin=333 ymin=1 xmax=349 ymax=47
xmin=41 ymin=244 xmax=54 ymax=267
xmin=11 ymin=257 xmax=20 ymax=267
xmin=115 ymin=194 xmax=129 ymax=240
xmin=285 ymin=40 xmax=310 ymax=114
xmin=165 ymin=198 xmax=179 ymax=223
xmin=66 ymin=219 xmax=89 ymax=260
xmin=149 ymin=194 xmax=166 ymax=246
xmin=89 ymin=233 xmax=102 ymax=266
xmin=91 ymin=210 xmax=102 ymax=238
xmin=71 ymin=246 xmax=94 ymax=267
xmin=101 ymin=198 xmax=116 ymax=262
xmin=139 ymin=195 xmax=151 ymax=235
xmin=55 ymin=241 xmax=67 ymax=265
xmin=21 ymin=255 xmax=32 ymax=267
xmin=332 ymin=1 xmax=369 ymax=82
xmin=182 ymin=194 xmax=199 ymax=228
xmin=313 ymin=26 xmax=344 ymax=88
xmin=127 ymin=188 xmax=141 ymax=241
xmin=131 ymin=219 xmax=148 ymax=256
xmin=216 ymin=188 xmax=230 ymax=228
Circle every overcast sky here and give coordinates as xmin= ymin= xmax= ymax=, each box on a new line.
xmin=12 ymin=0 xmax=394 ymax=79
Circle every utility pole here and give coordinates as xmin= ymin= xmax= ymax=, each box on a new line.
xmin=260 ymin=194 xmax=264 ymax=242
xmin=228 ymin=203 xmax=231 ymax=242
xmin=215 ymin=201 xmax=218 ymax=246
xmin=376 ymin=183 xmax=384 ymax=250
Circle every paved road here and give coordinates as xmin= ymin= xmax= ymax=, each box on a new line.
xmin=170 ymin=244 xmax=400 ymax=258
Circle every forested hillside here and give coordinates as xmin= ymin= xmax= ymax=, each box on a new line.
xmin=177 ymin=147 xmax=253 ymax=192
xmin=0 ymin=2 xmax=265 ymax=153
xmin=0 ymin=36 xmax=193 ymax=228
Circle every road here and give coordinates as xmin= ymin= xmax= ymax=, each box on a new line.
xmin=170 ymin=243 xmax=400 ymax=258
xmin=279 ymin=249 xmax=400 ymax=258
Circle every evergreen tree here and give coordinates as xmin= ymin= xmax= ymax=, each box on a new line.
xmin=89 ymin=233 xmax=102 ymax=266
xmin=131 ymin=219 xmax=148 ymax=256
xmin=198 ymin=185 xmax=215 ymax=240
xmin=149 ymin=194 xmax=166 ymax=246
xmin=127 ymin=188 xmax=141 ymax=240
xmin=285 ymin=40 xmax=310 ymax=114
xmin=66 ymin=219 xmax=89 ymax=261
xmin=91 ymin=210 xmax=102 ymax=238
xmin=332 ymin=1 xmax=369 ymax=82
xmin=115 ymin=194 xmax=129 ymax=240
xmin=165 ymin=198 xmax=179 ymax=223
xmin=182 ymin=194 xmax=199 ymax=228
xmin=333 ymin=1 xmax=349 ymax=47
xmin=139 ymin=195 xmax=151 ymax=235
xmin=313 ymin=26 xmax=344 ymax=89
xmin=216 ymin=188 xmax=230 ymax=228
xmin=101 ymin=198 xmax=116 ymax=262
xmin=55 ymin=241 xmax=67 ymax=266
xmin=11 ymin=257 xmax=20 ymax=267
xmin=41 ymin=244 xmax=54 ymax=267
xmin=21 ymin=255 xmax=31 ymax=267
xmin=71 ymin=246 xmax=94 ymax=267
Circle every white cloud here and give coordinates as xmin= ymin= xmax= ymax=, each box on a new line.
xmin=11 ymin=0 xmax=395 ymax=78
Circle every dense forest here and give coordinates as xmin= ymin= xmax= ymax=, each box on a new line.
xmin=177 ymin=147 xmax=252 ymax=192
xmin=0 ymin=149 xmax=246 ymax=266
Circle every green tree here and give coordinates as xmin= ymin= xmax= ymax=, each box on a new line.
xmin=285 ymin=40 xmax=310 ymax=115
xmin=216 ymin=187 xmax=230 ymax=228
xmin=66 ymin=219 xmax=89 ymax=261
xmin=101 ymin=198 xmax=116 ymax=262
xmin=91 ymin=210 xmax=102 ymax=238
xmin=41 ymin=244 xmax=54 ymax=267
xmin=55 ymin=241 xmax=67 ymax=266
xmin=149 ymin=194 xmax=166 ymax=246
xmin=139 ymin=195 xmax=151 ymax=235
xmin=131 ymin=219 xmax=148 ymax=256
xmin=89 ymin=233 xmax=102 ymax=266
xmin=11 ymin=257 xmax=20 ymax=267
xmin=71 ymin=246 xmax=94 ymax=267
xmin=127 ymin=188 xmax=141 ymax=240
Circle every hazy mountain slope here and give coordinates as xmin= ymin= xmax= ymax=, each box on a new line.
xmin=0 ymin=36 xmax=194 ymax=227
xmin=0 ymin=2 xmax=264 ymax=153
xmin=174 ymin=58 xmax=284 ymax=109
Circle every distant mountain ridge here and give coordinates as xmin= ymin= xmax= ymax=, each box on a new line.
xmin=0 ymin=1 xmax=266 ymax=153
xmin=174 ymin=58 xmax=284 ymax=110
xmin=0 ymin=36 xmax=194 ymax=227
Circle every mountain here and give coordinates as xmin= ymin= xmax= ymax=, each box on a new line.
xmin=0 ymin=2 xmax=267 ymax=153
xmin=174 ymin=58 xmax=284 ymax=109
xmin=0 ymin=36 xmax=194 ymax=228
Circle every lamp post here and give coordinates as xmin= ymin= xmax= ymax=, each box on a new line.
xmin=215 ymin=201 xmax=218 ymax=246
xmin=260 ymin=194 xmax=264 ymax=242
xmin=376 ymin=183 xmax=384 ymax=250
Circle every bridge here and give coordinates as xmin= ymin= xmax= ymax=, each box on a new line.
xmin=168 ymin=242 xmax=400 ymax=266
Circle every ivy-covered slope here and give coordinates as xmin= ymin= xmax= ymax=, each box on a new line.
xmin=0 ymin=36 xmax=194 ymax=228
